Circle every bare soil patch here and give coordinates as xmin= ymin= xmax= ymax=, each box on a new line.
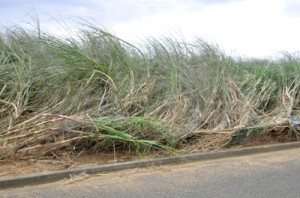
xmin=1 ymin=132 xmax=297 ymax=178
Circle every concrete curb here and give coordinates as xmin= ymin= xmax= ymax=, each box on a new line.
xmin=1 ymin=141 xmax=300 ymax=190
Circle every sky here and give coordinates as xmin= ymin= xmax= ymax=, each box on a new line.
xmin=0 ymin=0 xmax=299 ymax=58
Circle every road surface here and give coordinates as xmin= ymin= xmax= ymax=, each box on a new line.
xmin=1 ymin=148 xmax=300 ymax=198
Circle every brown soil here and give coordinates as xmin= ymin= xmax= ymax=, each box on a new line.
xmin=1 ymin=135 xmax=296 ymax=179
xmin=0 ymin=153 xmax=134 ymax=178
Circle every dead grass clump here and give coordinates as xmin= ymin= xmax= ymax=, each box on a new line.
xmin=1 ymin=20 xmax=300 ymax=162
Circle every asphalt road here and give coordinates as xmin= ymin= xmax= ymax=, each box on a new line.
xmin=2 ymin=148 xmax=300 ymax=198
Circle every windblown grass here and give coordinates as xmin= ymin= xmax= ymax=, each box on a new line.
xmin=0 ymin=22 xmax=300 ymax=161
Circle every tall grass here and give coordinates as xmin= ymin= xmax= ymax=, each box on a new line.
xmin=0 ymin=22 xmax=299 ymax=160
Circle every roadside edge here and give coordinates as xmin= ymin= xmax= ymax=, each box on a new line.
xmin=1 ymin=141 xmax=299 ymax=189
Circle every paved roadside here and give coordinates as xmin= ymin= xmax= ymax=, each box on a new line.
xmin=2 ymin=147 xmax=300 ymax=198
xmin=2 ymin=142 xmax=300 ymax=189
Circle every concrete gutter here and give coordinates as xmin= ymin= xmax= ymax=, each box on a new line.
xmin=1 ymin=141 xmax=300 ymax=190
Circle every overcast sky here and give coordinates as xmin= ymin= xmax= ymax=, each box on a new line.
xmin=1 ymin=0 xmax=299 ymax=58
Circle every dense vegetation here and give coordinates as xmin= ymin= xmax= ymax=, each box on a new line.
xmin=0 ymin=23 xmax=299 ymax=160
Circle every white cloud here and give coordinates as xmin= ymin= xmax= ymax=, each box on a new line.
xmin=285 ymin=0 xmax=300 ymax=16
xmin=1 ymin=0 xmax=299 ymax=58
xmin=111 ymin=0 xmax=300 ymax=58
